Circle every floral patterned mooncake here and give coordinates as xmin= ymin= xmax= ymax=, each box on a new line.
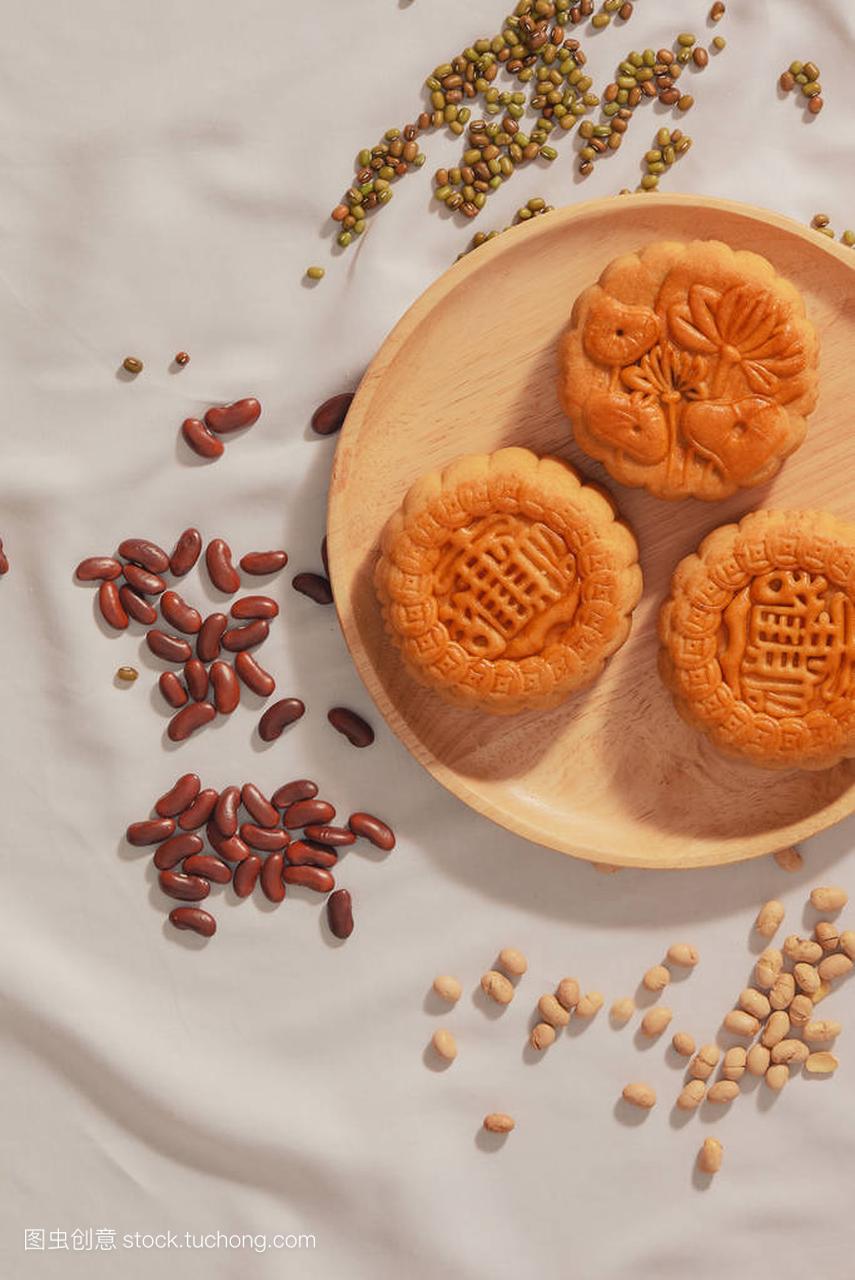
xmin=558 ymin=240 xmax=819 ymax=501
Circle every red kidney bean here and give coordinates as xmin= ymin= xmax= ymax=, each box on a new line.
xmin=328 ymin=706 xmax=374 ymax=748
xmin=286 ymin=839 xmax=338 ymax=869
xmin=159 ymin=671 xmax=188 ymax=708
xmin=154 ymin=832 xmax=203 ymax=870
xmin=311 ymin=391 xmax=354 ymax=436
xmin=161 ymin=590 xmax=202 ymax=634
xmin=120 ymin=585 xmax=158 ymax=625
xmin=76 ymin=556 xmax=122 ymax=582
xmin=234 ymin=651 xmax=276 ymax=697
xmin=183 ymin=853 xmax=232 ymax=885
xmin=169 ymin=527 xmax=202 ymax=577
xmin=155 ymin=772 xmax=201 ymax=817
xmin=99 ymin=580 xmax=129 ymax=630
xmin=118 ymin=538 xmax=169 ymax=573
xmin=208 ymin=827 xmax=251 ymax=863
xmin=230 ymin=595 xmax=279 ymax=620
xmin=303 ymin=824 xmax=357 ymax=847
xmin=283 ymin=798 xmax=335 ymax=829
xmin=292 ymin=572 xmax=333 ymax=605
xmin=233 ymin=854 xmax=262 ymax=898
xmin=348 ymin=812 xmax=396 ymax=851
xmin=169 ymin=906 xmax=216 ymax=937
xmin=206 ymin=538 xmax=241 ymax=593
xmin=214 ymin=785 xmax=240 ymax=838
xmin=284 ymin=865 xmax=335 ymax=894
xmin=240 ymin=823 xmax=289 ymax=851
xmin=272 ymin=779 xmax=318 ymax=808
xmin=184 ymin=658 xmax=209 ymax=701
xmin=127 ymin=817 xmax=176 ymax=846
xmin=0 ymin=540 xmax=7 ymax=575
xmin=241 ymin=783 xmax=279 ymax=828
xmin=147 ymin=629 xmax=193 ymax=664
xmin=258 ymin=698 xmax=305 ymax=742
xmin=240 ymin=550 xmax=288 ymax=575
xmin=205 ymin=397 xmax=261 ymax=434
xmin=210 ymin=660 xmax=240 ymax=713
xmin=327 ymin=888 xmax=353 ymax=938
xmin=260 ymin=852 xmax=286 ymax=902
xmin=182 ymin=417 xmax=224 ymax=459
xmin=168 ymin=700 xmax=216 ymax=741
xmin=222 ymin=619 xmax=269 ymax=652
xmin=159 ymin=870 xmax=210 ymax=902
xmin=197 ymin=612 xmax=228 ymax=662
xmin=321 ymin=535 xmax=329 ymax=578
xmin=178 ymin=787 xmax=219 ymax=830
xmin=123 ymin=562 xmax=167 ymax=596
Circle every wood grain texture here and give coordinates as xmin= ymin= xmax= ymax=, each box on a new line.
xmin=327 ymin=194 xmax=855 ymax=869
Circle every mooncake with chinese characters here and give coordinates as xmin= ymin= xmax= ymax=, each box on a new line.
xmin=374 ymin=448 xmax=642 ymax=715
xmin=659 ymin=510 xmax=855 ymax=769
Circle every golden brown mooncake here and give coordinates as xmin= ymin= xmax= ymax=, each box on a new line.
xmin=374 ymin=447 xmax=642 ymax=715
xmin=659 ymin=510 xmax=855 ymax=770
xmin=558 ymin=239 xmax=819 ymax=501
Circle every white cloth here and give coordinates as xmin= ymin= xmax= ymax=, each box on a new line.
xmin=2 ymin=0 xmax=855 ymax=1276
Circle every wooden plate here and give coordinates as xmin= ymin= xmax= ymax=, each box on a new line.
xmin=327 ymin=195 xmax=855 ymax=869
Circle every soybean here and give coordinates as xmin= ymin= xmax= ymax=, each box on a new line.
xmin=622 ymin=1082 xmax=656 ymax=1109
xmin=698 ymin=1137 xmax=723 ymax=1174
xmin=433 ymin=975 xmax=462 ymax=1004
xmin=432 ymin=1029 xmax=458 ymax=1061
xmin=481 ymin=971 xmax=514 ymax=1005
xmin=498 ymin=947 xmax=528 ymax=977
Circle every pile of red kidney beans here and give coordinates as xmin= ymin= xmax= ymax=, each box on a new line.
xmin=76 ymin=531 xmax=309 ymax=741
xmin=127 ymin=773 xmax=395 ymax=941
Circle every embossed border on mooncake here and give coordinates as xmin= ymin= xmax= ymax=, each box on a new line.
xmin=659 ymin=510 xmax=855 ymax=770
xmin=558 ymin=239 xmax=819 ymax=501
xmin=374 ymin=447 xmax=642 ymax=715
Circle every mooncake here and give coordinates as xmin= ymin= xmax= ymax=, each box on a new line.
xmin=659 ymin=509 xmax=855 ymax=769
xmin=558 ymin=239 xmax=819 ymax=501
xmin=374 ymin=447 xmax=642 ymax=714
